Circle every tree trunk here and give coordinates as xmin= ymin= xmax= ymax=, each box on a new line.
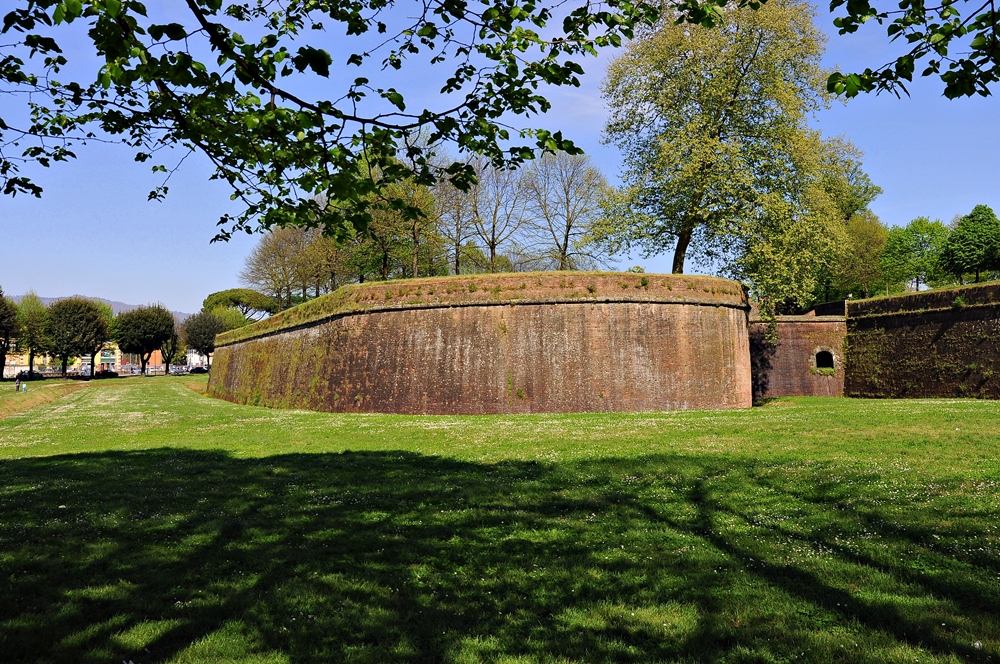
xmin=671 ymin=225 xmax=694 ymax=274
xmin=412 ymin=223 xmax=420 ymax=278
xmin=560 ymin=223 xmax=571 ymax=270
xmin=454 ymin=242 xmax=461 ymax=275
xmin=61 ymin=357 xmax=68 ymax=377
xmin=90 ymin=352 xmax=96 ymax=380
xmin=29 ymin=350 xmax=35 ymax=374
xmin=140 ymin=352 xmax=149 ymax=376
xmin=381 ymin=251 xmax=390 ymax=281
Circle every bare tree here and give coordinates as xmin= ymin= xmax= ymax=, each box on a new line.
xmin=523 ymin=153 xmax=609 ymax=270
xmin=240 ymin=228 xmax=310 ymax=310
xmin=304 ymin=233 xmax=358 ymax=295
xmin=471 ymin=159 xmax=529 ymax=273
xmin=434 ymin=158 xmax=480 ymax=275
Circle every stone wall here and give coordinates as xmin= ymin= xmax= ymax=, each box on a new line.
xmin=845 ymin=283 xmax=1000 ymax=398
xmin=208 ymin=272 xmax=753 ymax=414
xmin=749 ymin=317 xmax=847 ymax=400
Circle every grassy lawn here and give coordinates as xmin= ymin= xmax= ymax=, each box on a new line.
xmin=1 ymin=377 xmax=998 ymax=663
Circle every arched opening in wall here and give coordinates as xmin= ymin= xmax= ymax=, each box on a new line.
xmin=815 ymin=350 xmax=834 ymax=370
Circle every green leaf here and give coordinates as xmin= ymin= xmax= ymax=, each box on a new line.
xmin=292 ymin=46 xmax=333 ymax=77
xmin=385 ymin=89 xmax=405 ymax=110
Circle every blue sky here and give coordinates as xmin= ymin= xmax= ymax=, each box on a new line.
xmin=1 ymin=4 xmax=997 ymax=313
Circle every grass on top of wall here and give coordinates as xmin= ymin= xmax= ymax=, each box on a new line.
xmin=215 ymin=271 xmax=742 ymax=346
xmin=1 ymin=377 xmax=999 ymax=663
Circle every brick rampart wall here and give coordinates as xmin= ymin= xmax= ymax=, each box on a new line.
xmin=208 ymin=273 xmax=753 ymax=414
xmin=845 ymin=283 xmax=1000 ymax=398
xmin=749 ymin=317 xmax=846 ymax=400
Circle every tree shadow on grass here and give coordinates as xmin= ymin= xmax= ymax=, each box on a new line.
xmin=0 ymin=449 xmax=997 ymax=663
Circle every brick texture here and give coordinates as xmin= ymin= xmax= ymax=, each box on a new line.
xmin=209 ymin=273 xmax=753 ymax=414
xmin=845 ymin=284 xmax=1000 ymax=398
xmin=749 ymin=317 xmax=846 ymax=400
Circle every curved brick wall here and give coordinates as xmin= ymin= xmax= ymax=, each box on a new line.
xmin=208 ymin=272 xmax=752 ymax=414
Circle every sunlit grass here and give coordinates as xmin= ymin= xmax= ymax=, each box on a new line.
xmin=1 ymin=377 xmax=998 ymax=662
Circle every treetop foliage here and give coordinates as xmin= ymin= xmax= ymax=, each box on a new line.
xmin=184 ymin=310 xmax=227 ymax=361
xmin=115 ymin=304 xmax=175 ymax=373
xmin=670 ymin=0 xmax=1000 ymax=99
xmin=939 ymin=205 xmax=1000 ymax=282
xmin=0 ymin=0 xmax=659 ymax=239
xmin=202 ymin=289 xmax=278 ymax=320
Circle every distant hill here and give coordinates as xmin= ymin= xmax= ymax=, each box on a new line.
xmin=12 ymin=294 xmax=191 ymax=325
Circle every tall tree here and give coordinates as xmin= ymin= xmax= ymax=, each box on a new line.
xmin=600 ymin=0 xmax=828 ymax=274
xmin=305 ymin=235 xmax=358 ymax=293
xmin=940 ymin=205 xmax=1000 ymax=283
xmin=598 ymin=0 xmax=870 ymax=311
xmin=80 ymin=301 xmax=114 ymax=379
xmin=523 ymin=153 xmax=609 ymax=270
xmin=160 ymin=330 xmax=185 ymax=374
xmin=16 ymin=292 xmax=50 ymax=375
xmin=184 ymin=312 xmax=227 ymax=370
xmin=834 ymin=211 xmax=890 ymax=299
xmin=47 ymin=297 xmax=110 ymax=377
xmin=880 ymin=218 xmax=949 ymax=291
xmin=0 ymin=287 xmax=20 ymax=378
xmin=116 ymin=305 xmax=175 ymax=376
xmin=434 ymin=160 xmax=480 ymax=275
xmin=472 ymin=162 xmax=529 ymax=273
xmin=239 ymin=228 xmax=309 ymax=310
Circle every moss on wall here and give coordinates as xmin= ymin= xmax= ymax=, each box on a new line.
xmin=845 ymin=284 xmax=1000 ymax=398
xmin=208 ymin=276 xmax=754 ymax=414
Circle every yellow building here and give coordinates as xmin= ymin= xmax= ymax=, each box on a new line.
xmin=3 ymin=344 xmax=167 ymax=377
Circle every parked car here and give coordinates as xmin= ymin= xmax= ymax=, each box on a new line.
xmin=15 ymin=370 xmax=45 ymax=381
xmin=189 ymin=366 xmax=209 ymax=374
xmin=94 ymin=370 xmax=119 ymax=379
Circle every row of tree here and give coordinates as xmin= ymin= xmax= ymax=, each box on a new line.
xmin=815 ymin=205 xmax=1000 ymax=303
xmin=233 ymin=0 xmax=890 ymax=317
xmin=0 ymin=288 xmax=229 ymax=378
xmin=238 ymin=153 xmax=608 ymax=311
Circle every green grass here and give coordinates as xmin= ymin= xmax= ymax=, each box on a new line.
xmin=0 ymin=378 xmax=85 ymax=419
xmin=1 ymin=378 xmax=999 ymax=663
